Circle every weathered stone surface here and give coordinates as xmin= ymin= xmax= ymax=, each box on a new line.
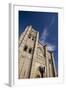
xmin=18 ymin=25 xmax=57 ymax=79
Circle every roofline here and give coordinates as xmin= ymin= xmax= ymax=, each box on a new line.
xmin=48 ymin=50 xmax=54 ymax=53
xmin=38 ymin=41 xmax=47 ymax=47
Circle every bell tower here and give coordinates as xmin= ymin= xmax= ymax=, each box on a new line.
xmin=18 ymin=25 xmax=39 ymax=79
xmin=18 ymin=25 xmax=57 ymax=79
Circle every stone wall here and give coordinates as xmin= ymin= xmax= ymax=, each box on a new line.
xmin=18 ymin=25 xmax=57 ymax=79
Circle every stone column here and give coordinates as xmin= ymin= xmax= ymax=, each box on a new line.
xmin=43 ymin=45 xmax=50 ymax=77
xmin=51 ymin=52 xmax=57 ymax=77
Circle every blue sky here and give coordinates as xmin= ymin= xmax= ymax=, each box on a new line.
xmin=19 ymin=11 xmax=58 ymax=74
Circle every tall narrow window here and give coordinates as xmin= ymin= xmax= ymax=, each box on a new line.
xmin=32 ymin=36 xmax=35 ymax=41
xmin=44 ymin=46 xmax=46 ymax=57
xmin=49 ymin=59 xmax=52 ymax=64
xmin=23 ymin=45 xmax=28 ymax=51
xmin=38 ymin=66 xmax=45 ymax=78
xmin=28 ymin=34 xmax=31 ymax=38
xmin=29 ymin=48 xmax=32 ymax=54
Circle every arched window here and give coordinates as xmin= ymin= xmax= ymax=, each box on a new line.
xmin=38 ymin=66 xmax=45 ymax=78
xmin=28 ymin=48 xmax=32 ymax=54
xmin=23 ymin=45 xmax=28 ymax=51
xmin=28 ymin=34 xmax=31 ymax=38
xmin=32 ymin=36 xmax=35 ymax=41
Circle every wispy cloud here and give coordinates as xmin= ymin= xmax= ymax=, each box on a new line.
xmin=40 ymin=16 xmax=56 ymax=51
xmin=49 ymin=16 xmax=55 ymax=29
xmin=40 ymin=28 xmax=48 ymax=44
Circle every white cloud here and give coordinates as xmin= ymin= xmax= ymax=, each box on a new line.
xmin=39 ymin=17 xmax=56 ymax=51
xmin=40 ymin=28 xmax=48 ymax=44
xmin=47 ymin=44 xmax=56 ymax=51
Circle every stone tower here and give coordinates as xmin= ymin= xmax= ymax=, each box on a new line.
xmin=18 ymin=25 xmax=57 ymax=79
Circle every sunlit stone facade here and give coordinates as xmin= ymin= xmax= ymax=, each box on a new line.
xmin=18 ymin=25 xmax=57 ymax=79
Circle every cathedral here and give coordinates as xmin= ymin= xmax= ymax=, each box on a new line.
xmin=18 ymin=25 xmax=57 ymax=79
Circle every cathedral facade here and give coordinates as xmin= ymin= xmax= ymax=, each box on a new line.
xmin=18 ymin=25 xmax=57 ymax=79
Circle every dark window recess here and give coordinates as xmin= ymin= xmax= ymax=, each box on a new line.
xmin=24 ymin=46 xmax=28 ymax=51
xmin=49 ymin=59 xmax=52 ymax=64
xmin=44 ymin=46 xmax=46 ymax=57
xmin=32 ymin=36 xmax=35 ymax=40
xmin=38 ymin=66 xmax=45 ymax=78
xmin=28 ymin=34 xmax=31 ymax=38
xmin=29 ymin=48 xmax=32 ymax=54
